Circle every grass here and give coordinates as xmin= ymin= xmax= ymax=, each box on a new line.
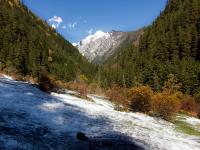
xmin=173 ymin=120 xmax=200 ymax=136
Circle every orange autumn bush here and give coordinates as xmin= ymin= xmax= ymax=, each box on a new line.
xmin=66 ymin=75 xmax=89 ymax=98
xmin=66 ymin=81 xmax=78 ymax=91
xmin=128 ymin=85 xmax=153 ymax=113
xmin=89 ymin=82 xmax=103 ymax=95
xmin=181 ymin=95 xmax=198 ymax=114
xmin=152 ymin=91 xmax=181 ymax=120
xmin=106 ymin=85 xmax=128 ymax=107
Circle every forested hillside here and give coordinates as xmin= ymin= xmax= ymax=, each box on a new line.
xmin=139 ymin=0 xmax=200 ymax=61
xmin=0 ymin=0 xmax=95 ymax=82
xmin=99 ymin=0 xmax=200 ymax=95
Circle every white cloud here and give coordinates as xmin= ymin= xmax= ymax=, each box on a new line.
xmin=48 ymin=16 xmax=63 ymax=29
xmin=88 ymin=28 xmax=93 ymax=35
xmin=68 ymin=22 xmax=78 ymax=30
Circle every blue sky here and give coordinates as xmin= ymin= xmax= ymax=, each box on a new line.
xmin=23 ymin=0 xmax=167 ymax=43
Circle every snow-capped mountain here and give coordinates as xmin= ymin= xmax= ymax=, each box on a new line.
xmin=73 ymin=30 xmax=143 ymax=63
xmin=75 ymin=30 xmax=143 ymax=64
xmin=75 ymin=30 xmax=125 ymax=63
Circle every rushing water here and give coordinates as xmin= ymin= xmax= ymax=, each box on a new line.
xmin=0 ymin=75 xmax=199 ymax=150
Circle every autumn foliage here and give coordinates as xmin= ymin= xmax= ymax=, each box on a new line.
xmin=152 ymin=91 xmax=181 ymax=120
xmin=181 ymin=95 xmax=198 ymax=113
xmin=105 ymin=74 xmax=200 ymax=121
xmin=106 ymin=85 xmax=128 ymax=107
xmin=128 ymin=86 xmax=153 ymax=113
xmin=66 ymin=75 xmax=89 ymax=98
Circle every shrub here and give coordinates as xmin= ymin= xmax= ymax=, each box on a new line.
xmin=77 ymin=82 xmax=88 ymax=97
xmin=181 ymin=95 xmax=198 ymax=115
xmin=128 ymin=86 xmax=153 ymax=113
xmin=89 ymin=82 xmax=103 ymax=95
xmin=66 ymin=81 xmax=78 ymax=91
xmin=38 ymin=72 xmax=55 ymax=92
xmin=152 ymin=91 xmax=181 ymax=120
xmin=24 ymin=75 xmax=38 ymax=84
xmin=66 ymin=75 xmax=89 ymax=98
xmin=76 ymin=75 xmax=89 ymax=97
xmin=106 ymin=85 xmax=128 ymax=107
xmin=54 ymin=80 xmax=66 ymax=89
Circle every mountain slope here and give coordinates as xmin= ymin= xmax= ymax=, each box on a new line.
xmin=0 ymin=0 xmax=94 ymax=81
xmin=76 ymin=29 xmax=143 ymax=64
xmin=99 ymin=0 xmax=200 ymax=95
xmin=139 ymin=0 xmax=200 ymax=61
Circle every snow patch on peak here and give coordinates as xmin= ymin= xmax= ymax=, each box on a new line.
xmin=94 ymin=30 xmax=109 ymax=37
xmin=81 ymin=30 xmax=110 ymax=45
xmin=72 ymin=43 xmax=78 ymax=47
xmin=77 ymin=30 xmax=125 ymax=62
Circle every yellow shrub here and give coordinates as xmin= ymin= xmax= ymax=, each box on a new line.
xmin=89 ymin=82 xmax=103 ymax=95
xmin=106 ymin=85 xmax=128 ymax=107
xmin=128 ymin=86 xmax=153 ymax=113
xmin=77 ymin=82 xmax=88 ymax=97
xmin=66 ymin=81 xmax=78 ymax=91
xmin=65 ymin=75 xmax=89 ymax=97
xmin=152 ymin=91 xmax=181 ymax=120
xmin=181 ymin=95 xmax=199 ymax=116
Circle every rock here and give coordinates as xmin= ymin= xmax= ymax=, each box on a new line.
xmin=76 ymin=132 xmax=88 ymax=141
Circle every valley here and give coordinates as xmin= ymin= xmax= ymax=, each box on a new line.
xmin=0 ymin=0 xmax=200 ymax=149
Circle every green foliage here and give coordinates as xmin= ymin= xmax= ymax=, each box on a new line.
xmin=98 ymin=0 xmax=200 ymax=95
xmin=163 ymin=74 xmax=181 ymax=93
xmin=0 ymin=0 xmax=95 ymax=82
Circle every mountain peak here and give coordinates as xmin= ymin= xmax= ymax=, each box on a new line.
xmin=80 ymin=30 xmax=110 ymax=46
xmin=76 ymin=29 xmax=142 ymax=64
xmin=93 ymin=30 xmax=108 ymax=37
xmin=76 ymin=30 xmax=122 ymax=63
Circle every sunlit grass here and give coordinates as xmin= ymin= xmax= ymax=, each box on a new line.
xmin=173 ymin=120 xmax=200 ymax=136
